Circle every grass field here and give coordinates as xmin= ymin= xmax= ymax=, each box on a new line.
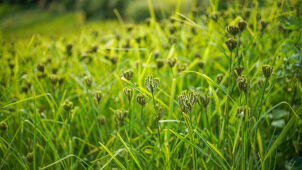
xmin=0 ymin=1 xmax=302 ymax=169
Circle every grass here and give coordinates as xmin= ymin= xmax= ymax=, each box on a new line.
xmin=0 ymin=0 xmax=302 ymax=169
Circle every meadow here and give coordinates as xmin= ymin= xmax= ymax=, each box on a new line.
xmin=0 ymin=1 xmax=302 ymax=169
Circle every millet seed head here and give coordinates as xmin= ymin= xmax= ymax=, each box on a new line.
xmin=26 ymin=152 xmax=34 ymax=162
xmin=98 ymin=115 xmax=106 ymax=125
xmin=155 ymin=103 xmax=166 ymax=119
xmin=120 ymin=69 xmax=133 ymax=81
xmin=227 ymin=24 xmax=240 ymax=36
xmin=262 ymin=65 xmax=273 ymax=78
xmin=136 ymin=93 xmax=146 ymax=106
xmin=94 ymin=91 xmax=103 ymax=103
xmin=123 ymin=87 xmax=133 ymax=102
xmin=238 ymin=20 xmax=247 ymax=32
xmin=37 ymin=63 xmax=45 ymax=72
xmin=84 ymin=75 xmax=93 ymax=87
xmin=167 ymin=57 xmax=177 ymax=68
xmin=49 ymin=74 xmax=59 ymax=85
xmin=199 ymin=93 xmax=210 ymax=108
xmin=115 ymin=109 xmax=128 ymax=122
xmin=237 ymin=75 xmax=248 ymax=92
xmin=177 ymin=90 xmax=198 ymax=113
xmin=177 ymin=63 xmax=187 ymax=72
xmin=225 ymin=38 xmax=238 ymax=51
xmin=144 ymin=75 xmax=159 ymax=93
xmin=62 ymin=100 xmax=73 ymax=112
xmin=156 ymin=58 xmax=165 ymax=69
xmin=0 ymin=121 xmax=8 ymax=131
xmin=234 ymin=66 xmax=244 ymax=77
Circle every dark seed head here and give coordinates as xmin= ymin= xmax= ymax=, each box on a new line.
xmin=167 ymin=57 xmax=177 ymax=68
xmin=234 ymin=66 xmax=244 ymax=77
xmin=136 ymin=93 xmax=146 ymax=106
xmin=227 ymin=24 xmax=240 ymax=36
xmin=216 ymin=73 xmax=224 ymax=84
xmin=62 ymin=100 xmax=73 ymax=112
xmin=177 ymin=63 xmax=187 ymax=72
xmin=115 ymin=109 xmax=128 ymax=122
xmin=120 ymin=69 xmax=133 ymax=81
xmin=237 ymin=76 xmax=248 ymax=92
xmin=98 ymin=115 xmax=106 ymax=125
xmin=178 ymin=90 xmax=198 ymax=113
xmin=262 ymin=65 xmax=273 ymax=78
xmin=123 ymin=87 xmax=133 ymax=102
xmin=156 ymin=58 xmax=165 ymax=69
xmin=144 ymin=75 xmax=159 ymax=93
xmin=238 ymin=20 xmax=247 ymax=32
xmin=26 ymin=152 xmax=33 ymax=162
xmin=94 ymin=91 xmax=103 ymax=103
xmin=37 ymin=63 xmax=45 ymax=72
xmin=0 ymin=121 xmax=8 ymax=131
xmin=225 ymin=38 xmax=238 ymax=51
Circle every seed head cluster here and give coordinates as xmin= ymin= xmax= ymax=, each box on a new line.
xmin=177 ymin=90 xmax=198 ymax=113
xmin=262 ymin=65 xmax=273 ymax=78
xmin=144 ymin=75 xmax=159 ymax=93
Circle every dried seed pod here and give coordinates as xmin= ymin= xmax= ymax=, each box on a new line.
xmin=144 ymin=75 xmax=159 ymax=93
xmin=227 ymin=24 xmax=240 ymax=36
xmin=262 ymin=65 xmax=273 ymax=78
xmin=136 ymin=93 xmax=146 ymax=106
xmin=225 ymin=38 xmax=238 ymax=51
xmin=156 ymin=58 xmax=165 ymax=69
xmin=167 ymin=57 xmax=177 ymax=68
xmin=234 ymin=66 xmax=244 ymax=77
xmin=123 ymin=87 xmax=133 ymax=102
xmin=216 ymin=73 xmax=224 ymax=84
xmin=177 ymin=63 xmax=187 ymax=72
xmin=84 ymin=75 xmax=93 ymax=87
xmin=237 ymin=76 xmax=248 ymax=92
xmin=98 ymin=115 xmax=106 ymax=125
xmin=120 ymin=69 xmax=133 ymax=81
xmin=37 ymin=63 xmax=45 ymax=72
xmin=62 ymin=100 xmax=73 ymax=112
xmin=177 ymin=90 xmax=198 ymax=113
xmin=94 ymin=91 xmax=103 ymax=103
xmin=0 ymin=121 xmax=8 ymax=131
xmin=238 ymin=20 xmax=247 ymax=32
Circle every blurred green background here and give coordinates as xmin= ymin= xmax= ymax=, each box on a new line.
xmin=0 ymin=0 xmax=279 ymax=37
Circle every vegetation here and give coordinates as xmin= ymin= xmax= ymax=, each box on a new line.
xmin=0 ymin=0 xmax=302 ymax=169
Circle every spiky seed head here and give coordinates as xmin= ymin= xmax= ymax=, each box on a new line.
xmin=98 ymin=115 xmax=106 ymax=125
xmin=123 ymin=87 xmax=133 ymax=102
xmin=237 ymin=76 xmax=248 ymax=92
xmin=209 ymin=12 xmax=219 ymax=21
xmin=0 ymin=121 xmax=8 ymax=131
xmin=167 ymin=57 xmax=177 ymax=68
xmin=115 ymin=109 xmax=128 ymax=122
xmin=156 ymin=58 xmax=165 ymax=69
xmin=216 ymin=73 xmax=224 ymax=84
xmin=197 ymin=60 xmax=204 ymax=69
xmin=199 ymin=94 xmax=210 ymax=108
xmin=84 ymin=75 xmax=93 ymax=87
xmin=177 ymin=63 xmax=187 ymax=72
xmin=21 ymin=82 xmax=31 ymax=93
xmin=94 ymin=91 xmax=103 ymax=103
xmin=62 ymin=100 xmax=73 ymax=112
xmin=37 ymin=63 xmax=45 ymax=72
xmin=262 ymin=65 xmax=273 ymax=78
xmin=177 ymin=90 xmax=198 ymax=113
xmin=49 ymin=74 xmax=59 ymax=85
xmin=238 ymin=20 xmax=247 ymax=32
xmin=234 ymin=66 xmax=244 ymax=77
xmin=237 ymin=106 xmax=250 ymax=117
xmin=144 ymin=75 xmax=159 ymax=93
xmin=155 ymin=103 xmax=166 ymax=119
xmin=26 ymin=152 xmax=34 ymax=162
xmin=120 ymin=69 xmax=133 ymax=81
xmin=225 ymin=38 xmax=238 ymax=51
xmin=136 ymin=93 xmax=146 ymax=106
xmin=227 ymin=24 xmax=240 ymax=36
